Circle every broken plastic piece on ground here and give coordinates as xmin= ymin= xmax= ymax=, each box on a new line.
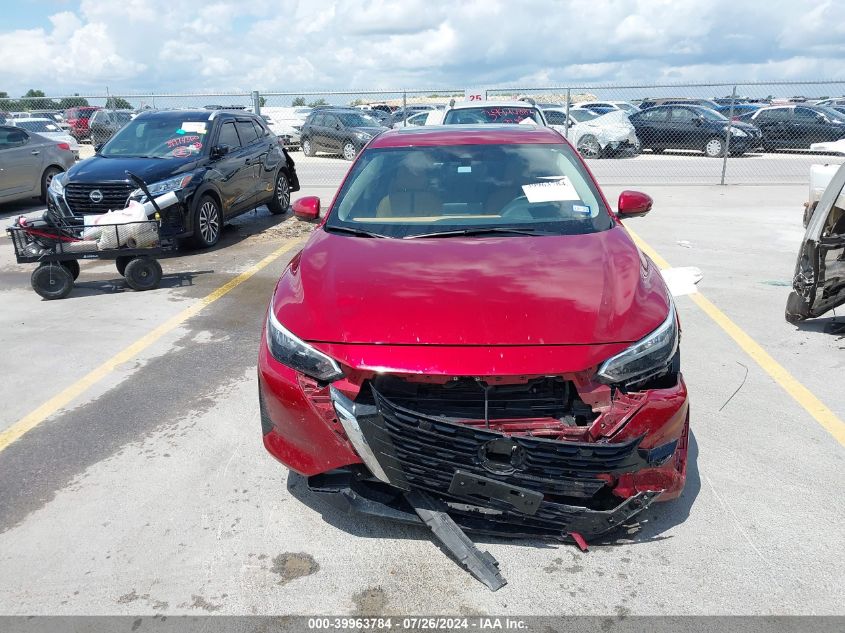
xmin=570 ymin=531 xmax=589 ymax=552
xmin=405 ymin=489 xmax=507 ymax=592
xmin=661 ymin=266 xmax=703 ymax=297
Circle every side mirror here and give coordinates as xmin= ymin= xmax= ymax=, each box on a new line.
xmin=693 ymin=117 xmax=703 ymax=126
xmin=617 ymin=190 xmax=653 ymax=218
xmin=816 ymin=114 xmax=828 ymax=123
xmin=210 ymin=145 xmax=230 ymax=159
xmin=94 ymin=143 xmax=104 ymax=153
xmin=335 ymin=123 xmax=341 ymax=130
xmin=292 ymin=196 xmax=320 ymax=220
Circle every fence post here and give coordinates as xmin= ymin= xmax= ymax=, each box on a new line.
xmin=564 ymin=88 xmax=571 ymax=139
xmin=720 ymin=85 xmax=737 ymax=185
xmin=402 ymin=91 xmax=407 ymax=127
xmin=252 ymin=90 xmax=262 ymax=116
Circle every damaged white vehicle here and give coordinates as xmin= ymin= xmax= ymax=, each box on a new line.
xmin=543 ymin=108 xmax=640 ymax=158
xmin=786 ymin=162 xmax=845 ymax=323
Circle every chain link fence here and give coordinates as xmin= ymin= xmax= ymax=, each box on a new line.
xmin=3 ymin=81 xmax=845 ymax=189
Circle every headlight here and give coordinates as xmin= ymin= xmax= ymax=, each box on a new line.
xmin=354 ymin=131 xmax=372 ymax=140
xmin=265 ymin=306 xmax=344 ymax=383
xmin=596 ymin=301 xmax=679 ymax=385
xmin=131 ymin=174 xmax=193 ymax=198
xmin=49 ymin=172 xmax=66 ymax=195
xmin=729 ymin=126 xmax=747 ymax=137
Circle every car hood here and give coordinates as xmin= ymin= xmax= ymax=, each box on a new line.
xmin=66 ymin=155 xmax=201 ymax=184
xmin=273 ymin=226 xmax=670 ymax=346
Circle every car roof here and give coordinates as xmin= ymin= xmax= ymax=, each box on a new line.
xmin=447 ymin=100 xmax=539 ymax=110
xmin=369 ymin=124 xmax=563 ymax=148
xmin=11 ymin=117 xmax=55 ymax=123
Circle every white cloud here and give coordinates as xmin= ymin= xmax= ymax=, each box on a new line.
xmin=1 ymin=0 xmax=845 ymax=99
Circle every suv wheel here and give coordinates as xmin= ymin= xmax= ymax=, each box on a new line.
xmin=302 ymin=138 xmax=314 ymax=156
xmin=576 ymin=135 xmax=601 ymax=159
xmin=191 ymin=194 xmax=221 ymax=248
xmin=342 ymin=141 xmax=357 ymax=161
xmin=268 ymin=171 xmax=290 ymax=215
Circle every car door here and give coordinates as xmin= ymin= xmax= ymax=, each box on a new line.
xmin=235 ymin=118 xmax=272 ymax=209
xmin=793 ymin=107 xmax=834 ymax=146
xmin=211 ymin=118 xmax=252 ymax=215
xmin=631 ymin=107 xmax=668 ymax=148
xmin=309 ymin=113 xmax=327 ymax=150
xmin=0 ymin=127 xmax=42 ymax=198
xmin=753 ymin=107 xmax=790 ymax=148
xmin=322 ymin=113 xmax=342 ymax=152
xmin=667 ymin=107 xmax=704 ymax=150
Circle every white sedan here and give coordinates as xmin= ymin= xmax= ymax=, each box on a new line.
xmin=9 ymin=118 xmax=80 ymax=159
xmin=543 ymin=107 xmax=640 ymax=158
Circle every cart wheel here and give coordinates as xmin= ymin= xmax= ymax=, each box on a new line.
xmin=124 ymin=257 xmax=162 ymax=291
xmin=31 ymin=263 xmax=73 ymax=300
xmin=61 ymin=260 xmax=80 ymax=281
xmin=116 ymin=256 xmax=132 ymax=277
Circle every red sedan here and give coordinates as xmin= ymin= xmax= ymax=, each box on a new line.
xmin=258 ymin=125 xmax=689 ymax=544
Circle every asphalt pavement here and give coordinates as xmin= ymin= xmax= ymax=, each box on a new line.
xmin=0 ymin=175 xmax=842 ymax=616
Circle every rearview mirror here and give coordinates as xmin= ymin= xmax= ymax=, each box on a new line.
xmin=292 ymin=196 xmax=320 ymax=220
xmin=210 ymin=145 xmax=230 ymax=159
xmin=617 ymin=190 xmax=653 ymax=218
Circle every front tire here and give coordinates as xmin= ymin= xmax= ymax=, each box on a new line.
xmin=40 ymin=166 xmax=62 ymax=203
xmin=191 ymin=194 xmax=221 ymax=249
xmin=302 ymin=138 xmax=314 ymax=157
xmin=576 ymin=135 xmax=602 ymax=159
xmin=124 ymin=257 xmax=162 ymax=291
xmin=704 ymin=137 xmax=725 ymax=157
xmin=268 ymin=171 xmax=290 ymax=215
xmin=31 ymin=263 xmax=73 ymax=300
xmin=342 ymin=141 xmax=358 ymax=161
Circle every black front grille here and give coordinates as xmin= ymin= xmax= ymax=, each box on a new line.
xmin=365 ymin=388 xmax=647 ymax=502
xmin=64 ymin=182 xmax=134 ymax=214
xmin=356 ymin=389 xmax=653 ymax=536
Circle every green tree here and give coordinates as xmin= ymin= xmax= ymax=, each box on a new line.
xmin=259 ymin=95 xmax=267 ymax=107
xmin=307 ymin=98 xmax=328 ymax=108
xmin=349 ymin=98 xmax=365 ymax=106
xmin=105 ymin=96 xmax=132 ymax=109
xmin=58 ymin=95 xmax=90 ymax=109
xmin=21 ymin=89 xmax=57 ymax=110
xmin=291 ymin=97 xmax=306 ymax=106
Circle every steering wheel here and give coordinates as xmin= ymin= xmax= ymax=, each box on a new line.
xmin=500 ymin=195 xmax=533 ymax=219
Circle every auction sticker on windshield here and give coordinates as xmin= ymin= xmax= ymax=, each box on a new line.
xmin=522 ymin=177 xmax=580 ymax=203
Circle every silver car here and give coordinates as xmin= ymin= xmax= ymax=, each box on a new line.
xmin=0 ymin=125 xmax=75 ymax=204
xmin=10 ymin=118 xmax=81 ymax=159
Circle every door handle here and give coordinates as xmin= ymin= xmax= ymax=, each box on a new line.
xmin=31 ymin=150 xmax=40 ymax=155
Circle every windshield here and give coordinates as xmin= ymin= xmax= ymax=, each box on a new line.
xmin=816 ymin=106 xmax=845 ymax=122
xmin=17 ymin=120 xmax=60 ymax=133
xmin=101 ymin=114 xmax=210 ymax=158
xmin=444 ymin=106 xmax=543 ymax=125
xmin=698 ymin=108 xmax=728 ymax=121
xmin=337 ymin=112 xmax=380 ymax=127
xmin=326 ymin=143 xmax=612 ymax=238
xmin=570 ymin=109 xmax=599 ymax=123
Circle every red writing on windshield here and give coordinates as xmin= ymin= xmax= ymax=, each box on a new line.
xmin=166 ymin=135 xmax=201 ymax=148
xmin=484 ymin=108 xmax=535 ymax=123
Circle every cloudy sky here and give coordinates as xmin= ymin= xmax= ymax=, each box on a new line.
xmin=2 ymin=0 xmax=844 ymax=98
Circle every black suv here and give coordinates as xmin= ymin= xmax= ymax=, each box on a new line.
xmin=48 ymin=109 xmax=299 ymax=248
xmin=300 ymin=108 xmax=387 ymax=160
xmin=736 ymin=105 xmax=845 ymax=150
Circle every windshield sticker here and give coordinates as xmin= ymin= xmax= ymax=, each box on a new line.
xmin=573 ymin=204 xmax=591 ymax=215
xmin=457 ymin=165 xmax=472 ymax=173
xmin=171 ymin=143 xmax=202 ymax=158
xmin=166 ymin=135 xmax=201 ymax=148
xmin=522 ymin=177 xmax=580 ymax=203
xmin=181 ymin=121 xmax=207 ymax=134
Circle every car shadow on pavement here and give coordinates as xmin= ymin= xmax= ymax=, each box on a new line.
xmin=284 ymin=430 xmax=701 ymax=551
xmin=794 ymin=315 xmax=845 ymax=337
xmin=65 ymin=270 xmax=214 ymax=297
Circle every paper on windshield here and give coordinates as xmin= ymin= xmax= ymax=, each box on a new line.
xmin=522 ymin=177 xmax=580 ymax=203
xmin=181 ymin=122 xmax=207 ymax=134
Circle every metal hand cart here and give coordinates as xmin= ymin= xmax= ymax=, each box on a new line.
xmin=6 ymin=172 xmax=180 ymax=300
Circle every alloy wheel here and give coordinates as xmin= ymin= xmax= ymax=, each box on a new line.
xmin=276 ymin=174 xmax=290 ymax=209
xmin=343 ymin=142 xmax=357 ymax=161
xmin=199 ymin=200 xmax=220 ymax=244
xmin=705 ymin=138 xmax=724 ymax=157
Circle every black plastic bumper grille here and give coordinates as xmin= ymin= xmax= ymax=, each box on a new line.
xmin=64 ymin=182 xmax=134 ymax=214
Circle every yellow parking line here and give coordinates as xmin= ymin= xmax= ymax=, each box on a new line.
xmin=627 ymin=226 xmax=845 ymax=448
xmin=0 ymin=238 xmax=303 ymax=453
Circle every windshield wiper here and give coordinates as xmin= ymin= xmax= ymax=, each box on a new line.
xmin=405 ymin=227 xmax=550 ymax=239
xmin=325 ymin=225 xmax=386 ymax=238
